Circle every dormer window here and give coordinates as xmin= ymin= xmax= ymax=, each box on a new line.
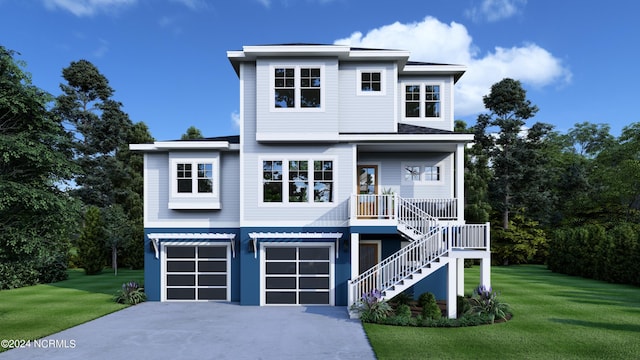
xmin=273 ymin=66 xmax=322 ymax=109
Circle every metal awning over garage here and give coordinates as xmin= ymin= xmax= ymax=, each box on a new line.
xmin=248 ymin=232 xmax=343 ymax=258
xmin=148 ymin=233 xmax=237 ymax=259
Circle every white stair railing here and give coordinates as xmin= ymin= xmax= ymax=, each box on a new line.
xmin=348 ymin=195 xmax=448 ymax=306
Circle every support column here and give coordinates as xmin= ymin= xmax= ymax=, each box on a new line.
xmin=480 ymin=257 xmax=491 ymax=289
xmin=455 ymin=143 xmax=465 ymax=222
xmin=348 ymin=233 xmax=360 ymax=309
xmin=447 ymin=258 xmax=457 ymax=319
xmin=457 ymin=258 xmax=465 ymax=296
xmin=350 ymin=233 xmax=359 ymax=281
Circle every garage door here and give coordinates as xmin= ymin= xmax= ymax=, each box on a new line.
xmin=262 ymin=243 xmax=333 ymax=305
xmin=162 ymin=244 xmax=230 ymax=301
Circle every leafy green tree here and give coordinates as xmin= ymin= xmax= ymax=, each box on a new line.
xmin=54 ymin=60 xmax=154 ymax=269
xmin=0 ymin=46 xmax=80 ymax=288
xmin=474 ymin=78 xmax=541 ymax=229
xmin=104 ymin=205 xmax=130 ymax=275
xmin=491 ymin=213 xmax=547 ymax=265
xmin=77 ymin=206 xmax=106 ymax=275
xmin=181 ymin=125 xmax=204 ymax=140
xmin=455 ymin=120 xmax=491 ymax=223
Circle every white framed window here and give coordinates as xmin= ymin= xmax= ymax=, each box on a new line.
xmin=401 ymin=162 xmax=443 ymax=184
xmin=261 ymin=157 xmax=335 ymax=205
xmin=169 ymin=153 xmax=221 ymax=209
xmin=357 ymin=69 xmax=385 ymax=96
xmin=424 ymin=165 xmax=441 ymax=181
xmin=403 ymin=82 xmax=443 ymax=119
xmin=272 ymin=65 xmax=324 ymax=110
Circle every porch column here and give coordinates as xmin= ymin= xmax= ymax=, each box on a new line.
xmin=480 ymin=257 xmax=491 ymax=289
xmin=447 ymin=258 xmax=457 ymax=319
xmin=457 ymin=258 xmax=465 ymax=296
xmin=455 ymin=143 xmax=465 ymax=223
xmin=350 ymin=233 xmax=359 ymax=280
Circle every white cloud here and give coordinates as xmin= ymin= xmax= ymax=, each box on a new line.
xmin=465 ymin=0 xmax=527 ymax=23
xmin=170 ymin=0 xmax=206 ymax=10
xmin=334 ymin=16 xmax=571 ymax=118
xmin=257 ymin=0 xmax=270 ymax=8
xmin=231 ymin=111 xmax=240 ymax=128
xmin=92 ymin=38 xmax=109 ymax=58
xmin=43 ymin=0 xmax=136 ymax=16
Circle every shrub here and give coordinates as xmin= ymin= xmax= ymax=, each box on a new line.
xmin=390 ymin=291 xmax=412 ymax=306
xmin=77 ymin=206 xmax=106 ymax=275
xmin=395 ymin=304 xmax=412 ymax=318
xmin=351 ymin=289 xmax=391 ymax=323
xmin=114 ymin=281 xmax=147 ymax=305
xmin=466 ymin=285 xmax=510 ymax=323
xmin=418 ymin=292 xmax=441 ymax=320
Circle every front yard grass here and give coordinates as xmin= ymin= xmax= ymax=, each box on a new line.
xmin=364 ymin=265 xmax=640 ymax=359
xmin=0 ymin=268 xmax=143 ymax=352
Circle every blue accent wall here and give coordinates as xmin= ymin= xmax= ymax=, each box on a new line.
xmin=412 ymin=266 xmax=447 ymax=300
xmin=144 ymin=227 xmax=241 ymax=302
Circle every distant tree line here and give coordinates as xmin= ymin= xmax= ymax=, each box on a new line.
xmin=460 ymin=78 xmax=640 ymax=286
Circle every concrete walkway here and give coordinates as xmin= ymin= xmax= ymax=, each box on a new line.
xmin=0 ymin=302 xmax=375 ymax=360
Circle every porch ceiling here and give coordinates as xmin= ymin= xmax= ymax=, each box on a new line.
xmin=357 ymin=142 xmax=459 ymax=152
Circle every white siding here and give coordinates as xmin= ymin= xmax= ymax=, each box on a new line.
xmin=358 ymin=152 xmax=453 ymax=198
xmin=339 ymin=62 xmax=396 ymax=133
xmin=255 ymin=58 xmax=340 ymax=141
xmin=144 ymin=152 xmax=240 ymax=228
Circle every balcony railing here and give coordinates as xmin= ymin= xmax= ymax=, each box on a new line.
xmin=350 ymin=195 xmax=458 ymax=221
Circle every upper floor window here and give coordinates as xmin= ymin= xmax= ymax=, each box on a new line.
xmin=424 ymin=166 xmax=441 ymax=181
xmin=424 ymin=85 xmax=440 ymax=117
xmin=404 ymin=83 xmax=442 ymax=118
xmin=273 ymin=67 xmax=322 ymax=109
xmin=176 ymin=162 xmax=214 ymax=194
xmin=169 ymin=153 xmax=221 ymax=210
xmin=361 ymin=71 xmax=381 ymax=92
xmin=274 ymin=68 xmax=295 ymax=108
xmin=262 ymin=158 xmax=333 ymax=204
xmin=357 ymin=69 xmax=385 ymax=96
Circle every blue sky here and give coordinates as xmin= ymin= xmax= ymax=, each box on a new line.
xmin=1 ymin=0 xmax=637 ymax=141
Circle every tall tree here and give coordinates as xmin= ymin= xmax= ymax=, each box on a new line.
xmin=0 ymin=46 xmax=79 ymax=288
xmin=181 ymin=125 xmax=204 ymax=140
xmin=455 ymin=120 xmax=491 ymax=223
xmin=474 ymin=78 xmax=540 ymax=229
xmin=53 ymin=60 xmax=153 ymax=269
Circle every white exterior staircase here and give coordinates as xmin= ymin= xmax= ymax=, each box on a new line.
xmin=348 ymin=196 xmax=450 ymax=305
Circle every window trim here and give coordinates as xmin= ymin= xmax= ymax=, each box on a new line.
xmin=356 ymin=69 xmax=386 ymax=96
xmin=168 ymin=153 xmax=221 ymax=210
xmin=171 ymin=158 xmax=219 ymax=198
xmin=401 ymin=81 xmax=444 ymax=120
xmin=270 ymin=65 xmax=325 ymax=112
xmin=259 ymin=156 xmax=336 ymax=207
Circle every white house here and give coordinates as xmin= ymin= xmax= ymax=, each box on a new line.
xmin=130 ymin=44 xmax=491 ymax=318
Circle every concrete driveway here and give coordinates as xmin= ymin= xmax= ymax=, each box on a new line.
xmin=0 ymin=302 xmax=375 ymax=360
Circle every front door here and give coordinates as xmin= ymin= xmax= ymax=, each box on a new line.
xmin=357 ymin=165 xmax=378 ymax=218
xmin=359 ymin=242 xmax=379 ymax=273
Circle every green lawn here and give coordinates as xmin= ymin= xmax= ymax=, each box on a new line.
xmin=364 ymin=265 xmax=640 ymax=359
xmin=0 ymin=268 xmax=143 ymax=352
